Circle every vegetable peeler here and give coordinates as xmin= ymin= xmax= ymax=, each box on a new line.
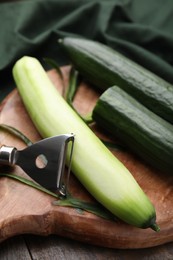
xmin=0 ymin=134 xmax=74 ymax=197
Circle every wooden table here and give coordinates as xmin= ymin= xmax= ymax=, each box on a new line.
xmin=0 ymin=234 xmax=173 ymax=260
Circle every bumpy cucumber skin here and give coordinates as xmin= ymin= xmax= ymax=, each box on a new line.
xmin=12 ymin=56 xmax=159 ymax=231
xmin=60 ymin=37 xmax=173 ymax=124
xmin=93 ymin=86 xmax=173 ymax=174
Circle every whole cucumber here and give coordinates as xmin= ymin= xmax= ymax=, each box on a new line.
xmin=59 ymin=37 xmax=173 ymax=124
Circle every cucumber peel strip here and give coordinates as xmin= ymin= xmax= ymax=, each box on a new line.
xmin=43 ymin=57 xmax=64 ymax=81
xmin=65 ymin=66 xmax=79 ymax=106
xmin=65 ymin=66 xmax=94 ymax=124
xmin=0 ymin=173 xmax=115 ymax=220
xmin=43 ymin=58 xmax=93 ymax=124
xmin=0 ymin=124 xmax=33 ymax=146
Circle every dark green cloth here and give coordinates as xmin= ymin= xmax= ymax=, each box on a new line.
xmin=1 ymin=0 xmax=173 ymax=99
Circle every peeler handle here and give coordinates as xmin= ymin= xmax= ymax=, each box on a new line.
xmin=0 ymin=145 xmax=18 ymax=165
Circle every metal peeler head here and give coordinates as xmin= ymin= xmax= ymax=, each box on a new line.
xmin=0 ymin=134 xmax=75 ymax=197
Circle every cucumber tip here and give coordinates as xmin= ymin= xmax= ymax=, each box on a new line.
xmin=150 ymin=223 xmax=160 ymax=232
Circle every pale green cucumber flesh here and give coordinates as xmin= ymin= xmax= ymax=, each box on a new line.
xmin=12 ymin=56 xmax=159 ymax=231
xmin=59 ymin=37 xmax=173 ymax=124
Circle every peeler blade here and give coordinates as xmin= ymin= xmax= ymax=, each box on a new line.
xmin=0 ymin=134 xmax=74 ymax=196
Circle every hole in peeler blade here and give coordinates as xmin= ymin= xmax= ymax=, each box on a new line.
xmin=35 ymin=154 xmax=48 ymax=169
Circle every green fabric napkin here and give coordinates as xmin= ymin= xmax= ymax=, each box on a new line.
xmin=1 ymin=0 xmax=173 ymax=100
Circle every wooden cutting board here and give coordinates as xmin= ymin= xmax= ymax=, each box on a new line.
xmin=0 ymin=66 xmax=173 ymax=249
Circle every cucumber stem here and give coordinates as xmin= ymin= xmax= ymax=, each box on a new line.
xmin=150 ymin=223 xmax=160 ymax=232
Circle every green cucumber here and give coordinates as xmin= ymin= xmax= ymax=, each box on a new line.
xmin=12 ymin=56 xmax=159 ymax=231
xmin=59 ymin=37 xmax=173 ymax=124
xmin=93 ymin=85 xmax=173 ymax=174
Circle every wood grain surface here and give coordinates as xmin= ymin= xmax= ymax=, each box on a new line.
xmin=0 ymin=66 xmax=173 ymax=249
